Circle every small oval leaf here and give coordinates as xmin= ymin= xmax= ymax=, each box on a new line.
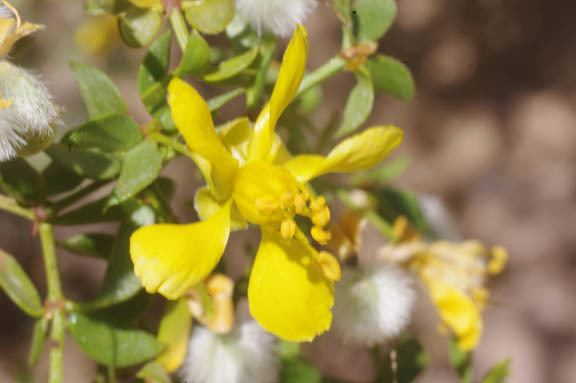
xmin=66 ymin=114 xmax=143 ymax=153
xmin=338 ymin=69 xmax=374 ymax=137
xmin=107 ymin=139 xmax=163 ymax=208
xmin=118 ymin=8 xmax=163 ymax=48
xmin=46 ymin=144 xmax=121 ymax=180
xmin=0 ymin=250 xmax=43 ymax=317
xmin=354 ymin=0 xmax=397 ymax=42
xmin=367 ymin=54 xmax=415 ymax=101
xmin=203 ymin=46 xmax=259 ymax=83
xmin=71 ymin=62 xmax=127 ymax=119
xmin=184 ymin=0 xmax=235 ymax=35
xmin=69 ymin=312 xmax=162 ymax=367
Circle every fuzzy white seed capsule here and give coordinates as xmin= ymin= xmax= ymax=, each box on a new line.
xmin=0 ymin=61 xmax=60 ymax=162
xmin=236 ymin=0 xmax=317 ymax=37
xmin=333 ymin=266 xmax=416 ymax=346
xmin=180 ymin=321 xmax=279 ymax=383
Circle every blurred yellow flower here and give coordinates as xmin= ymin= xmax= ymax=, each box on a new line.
xmin=130 ymin=25 xmax=404 ymax=341
xmin=74 ymin=15 xmax=119 ymax=56
xmin=381 ymin=217 xmax=508 ymax=351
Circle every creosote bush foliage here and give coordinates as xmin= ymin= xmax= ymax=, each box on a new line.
xmin=0 ymin=0 xmax=511 ymax=382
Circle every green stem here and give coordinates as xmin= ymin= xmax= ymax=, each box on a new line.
xmin=39 ymin=223 xmax=65 ymax=383
xmin=169 ymin=7 xmax=189 ymax=52
xmin=0 ymin=194 xmax=34 ymax=220
xmin=298 ymin=56 xmax=346 ymax=96
xmin=149 ymin=132 xmax=193 ymax=160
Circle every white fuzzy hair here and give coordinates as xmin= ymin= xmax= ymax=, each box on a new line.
xmin=236 ymin=0 xmax=317 ymax=37
xmin=180 ymin=320 xmax=279 ymax=383
xmin=333 ymin=265 xmax=416 ymax=346
xmin=0 ymin=61 xmax=59 ymax=162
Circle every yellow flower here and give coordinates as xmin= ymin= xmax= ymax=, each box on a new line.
xmin=381 ymin=217 xmax=508 ymax=351
xmin=130 ymin=25 xmax=404 ymax=341
xmin=0 ymin=0 xmax=43 ymax=58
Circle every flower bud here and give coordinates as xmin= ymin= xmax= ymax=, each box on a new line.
xmin=0 ymin=61 xmax=61 ymax=162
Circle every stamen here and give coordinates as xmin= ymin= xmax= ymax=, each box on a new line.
xmin=310 ymin=196 xmax=326 ymax=212
xmin=311 ymin=226 xmax=332 ymax=245
xmin=280 ymin=218 xmax=297 ymax=240
xmin=293 ymin=193 xmax=308 ymax=214
xmin=311 ymin=206 xmax=331 ymax=227
xmin=317 ymin=251 xmax=341 ymax=282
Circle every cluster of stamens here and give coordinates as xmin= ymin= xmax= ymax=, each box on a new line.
xmin=256 ymin=189 xmax=333 ymax=245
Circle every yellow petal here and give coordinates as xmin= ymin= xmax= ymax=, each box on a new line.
xmin=426 ymin=280 xmax=482 ymax=351
xmin=248 ymin=228 xmax=334 ymax=341
xmin=168 ymin=78 xmax=238 ymax=199
xmin=194 ymin=186 xmax=247 ymax=230
xmin=156 ymin=299 xmax=192 ymax=372
xmin=130 ymin=201 xmax=232 ymax=300
xmin=283 ymin=126 xmax=404 ymax=183
xmin=218 ymin=117 xmax=252 ymax=164
xmin=247 ymin=25 xmax=308 ymax=162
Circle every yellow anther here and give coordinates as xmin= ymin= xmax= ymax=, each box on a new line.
xmin=311 ymin=226 xmax=332 ymax=245
xmin=255 ymin=196 xmax=279 ymax=215
xmin=317 ymin=251 xmax=342 ymax=282
xmin=312 ymin=206 xmax=331 ymax=228
xmin=293 ymin=193 xmax=308 ymax=214
xmin=310 ymin=196 xmax=326 ymax=212
xmin=280 ymin=218 xmax=297 ymax=240
xmin=488 ymin=246 xmax=508 ymax=275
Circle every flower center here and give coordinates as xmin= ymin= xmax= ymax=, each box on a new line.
xmin=233 ymin=160 xmax=332 ymax=246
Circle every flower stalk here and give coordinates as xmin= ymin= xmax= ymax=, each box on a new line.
xmin=169 ymin=6 xmax=189 ymax=52
xmin=0 ymin=194 xmax=34 ymax=220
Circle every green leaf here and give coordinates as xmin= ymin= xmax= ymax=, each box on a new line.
xmin=28 ymin=317 xmax=48 ymax=367
xmin=280 ymin=356 xmax=321 ymax=383
xmin=69 ymin=312 xmax=162 ymax=367
xmin=203 ymin=46 xmax=259 ymax=83
xmin=0 ymin=158 xmax=42 ymax=204
xmin=329 ymin=0 xmax=352 ymax=24
xmin=354 ymin=0 xmax=397 ymax=41
xmin=118 ymin=8 xmax=163 ymax=48
xmin=481 ymin=359 xmax=510 ymax=383
xmin=367 ymin=55 xmax=415 ymax=101
xmin=183 ymin=0 xmax=235 ymax=35
xmin=138 ymin=31 xmax=172 ymax=92
xmin=207 ymin=88 xmax=246 ymax=112
xmin=0 ymin=249 xmax=43 ymax=317
xmin=59 ymin=233 xmax=114 ymax=259
xmin=42 ymin=162 xmax=83 ymax=197
xmin=46 ymin=144 xmax=121 ymax=180
xmin=382 ymin=338 xmax=429 ymax=383
xmin=138 ymin=31 xmax=171 ymax=116
xmin=71 ymin=62 xmax=127 ymax=119
xmin=136 ymin=362 xmax=171 ymax=383
xmin=52 ymin=197 xmax=141 ymax=225
xmin=450 ymin=340 xmax=473 ymax=383
xmin=372 ymin=187 xmax=427 ymax=232
xmin=80 ymin=223 xmax=142 ymax=310
xmin=175 ymin=30 xmax=211 ymax=76
xmin=338 ymin=69 xmax=374 ymax=137
xmin=66 ymin=114 xmax=143 ymax=153
xmin=107 ymin=139 xmax=163 ymax=208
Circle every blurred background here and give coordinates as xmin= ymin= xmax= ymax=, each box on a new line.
xmin=1 ymin=0 xmax=575 ymax=382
